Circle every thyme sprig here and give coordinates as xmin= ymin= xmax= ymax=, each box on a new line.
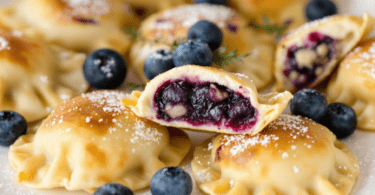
xmin=171 ymin=37 xmax=187 ymax=52
xmin=213 ymin=46 xmax=250 ymax=67
xmin=249 ymin=17 xmax=288 ymax=38
xmin=124 ymin=27 xmax=140 ymax=40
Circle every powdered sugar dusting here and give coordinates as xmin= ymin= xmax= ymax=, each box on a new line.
xmin=148 ymin=4 xmax=237 ymax=41
xmin=207 ymin=142 xmax=213 ymax=151
xmin=93 ymin=58 xmax=115 ymax=78
xmin=148 ymin=50 xmax=173 ymax=61
xmin=360 ymin=62 xmax=375 ymax=79
xmin=220 ymin=134 xmax=279 ymax=156
xmin=0 ymin=152 xmax=37 ymax=195
xmin=11 ymin=30 xmax=23 ymax=37
xmin=0 ymin=36 xmax=10 ymax=51
xmin=341 ymin=131 xmax=374 ymax=195
xmin=344 ymin=41 xmax=375 ymax=79
xmin=195 ymin=168 xmax=212 ymax=183
xmin=46 ymin=91 xmax=129 ymax=131
xmin=218 ymin=114 xmax=317 ymax=157
xmin=271 ymin=114 xmax=309 ymax=134
xmin=82 ymin=90 xmax=128 ymax=114
xmin=266 ymin=92 xmax=287 ymax=103
xmin=39 ymin=76 xmax=49 ymax=83
xmin=61 ymin=0 xmax=111 ymax=20
xmin=43 ymin=90 xmax=165 ymax=147
xmin=160 ymin=4 xmax=234 ymax=28
xmin=129 ymin=119 xmax=163 ymax=144
xmin=293 ymin=166 xmax=300 ymax=173
xmin=234 ymin=73 xmax=249 ymax=79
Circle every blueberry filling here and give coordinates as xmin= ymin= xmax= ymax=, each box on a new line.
xmin=215 ymin=145 xmax=223 ymax=161
xmin=283 ymin=19 xmax=293 ymax=27
xmin=73 ymin=17 xmax=97 ymax=25
xmin=156 ymin=19 xmax=169 ymax=23
xmin=154 ymin=79 xmax=258 ymax=132
xmin=133 ymin=7 xmax=147 ymax=17
xmin=283 ymin=32 xmax=337 ymax=88
xmin=227 ymin=23 xmax=238 ymax=33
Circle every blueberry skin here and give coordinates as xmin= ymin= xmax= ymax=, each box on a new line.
xmin=150 ymin=167 xmax=192 ymax=195
xmin=93 ymin=183 xmax=134 ymax=195
xmin=188 ymin=20 xmax=223 ymax=51
xmin=0 ymin=111 xmax=27 ymax=147
xmin=161 ymin=81 xmax=191 ymax=104
xmin=290 ymin=89 xmax=328 ymax=122
xmin=305 ymin=0 xmax=337 ymax=21
xmin=144 ymin=50 xmax=175 ymax=80
xmin=172 ymin=40 xmax=213 ymax=67
xmin=194 ymin=0 xmax=227 ymax=5
xmin=83 ymin=49 xmax=127 ymax=89
xmin=320 ymin=103 xmax=357 ymax=139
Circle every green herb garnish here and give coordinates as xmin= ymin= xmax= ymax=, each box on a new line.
xmin=249 ymin=17 xmax=288 ymax=38
xmin=213 ymin=46 xmax=250 ymax=67
xmin=171 ymin=37 xmax=187 ymax=52
xmin=124 ymin=27 xmax=140 ymax=40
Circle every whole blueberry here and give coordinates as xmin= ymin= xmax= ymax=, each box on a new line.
xmin=188 ymin=20 xmax=223 ymax=51
xmin=209 ymin=105 xmax=225 ymax=122
xmin=161 ymin=81 xmax=191 ymax=104
xmin=0 ymin=111 xmax=27 ymax=147
xmin=144 ymin=50 xmax=175 ymax=80
xmin=320 ymin=103 xmax=357 ymax=139
xmin=228 ymin=100 xmax=252 ymax=119
xmin=94 ymin=183 xmax=133 ymax=195
xmin=150 ymin=167 xmax=192 ymax=195
xmin=290 ymin=89 xmax=328 ymax=122
xmin=305 ymin=0 xmax=337 ymax=21
xmin=194 ymin=0 xmax=227 ymax=5
xmin=83 ymin=49 xmax=127 ymax=89
xmin=172 ymin=40 xmax=213 ymax=67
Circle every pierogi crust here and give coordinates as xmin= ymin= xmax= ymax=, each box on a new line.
xmin=192 ymin=114 xmax=359 ymax=195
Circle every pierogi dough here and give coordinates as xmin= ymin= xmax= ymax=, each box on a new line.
xmin=8 ymin=90 xmax=192 ymax=193
xmin=0 ymin=0 xmax=141 ymax=54
xmin=192 ymin=114 xmax=359 ymax=195
xmin=327 ymin=38 xmax=375 ymax=131
xmin=0 ymin=28 xmax=88 ymax=122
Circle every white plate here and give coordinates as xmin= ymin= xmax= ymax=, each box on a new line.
xmin=1 ymin=0 xmax=375 ymax=195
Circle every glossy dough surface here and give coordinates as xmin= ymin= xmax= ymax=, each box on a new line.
xmin=0 ymin=28 xmax=88 ymax=122
xmin=129 ymin=4 xmax=275 ymax=90
xmin=192 ymin=114 xmax=359 ymax=195
xmin=273 ymin=13 xmax=375 ymax=93
xmin=327 ymin=38 xmax=375 ymax=131
xmin=122 ymin=65 xmax=292 ymax=135
xmin=0 ymin=0 xmax=141 ymax=54
xmin=8 ymin=90 xmax=191 ymax=192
